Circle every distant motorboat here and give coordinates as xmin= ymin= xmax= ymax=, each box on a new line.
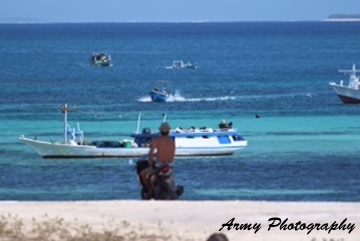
xmin=329 ymin=64 xmax=360 ymax=103
xmin=167 ymin=60 xmax=197 ymax=69
xmin=90 ymin=53 xmax=112 ymax=67
xmin=150 ymin=87 xmax=170 ymax=102
xmin=149 ymin=80 xmax=172 ymax=102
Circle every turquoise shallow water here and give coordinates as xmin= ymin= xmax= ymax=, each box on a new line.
xmin=0 ymin=22 xmax=359 ymax=201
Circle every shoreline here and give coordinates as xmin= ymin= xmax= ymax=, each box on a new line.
xmin=0 ymin=200 xmax=358 ymax=240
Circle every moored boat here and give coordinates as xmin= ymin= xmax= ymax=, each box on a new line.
xmin=132 ymin=126 xmax=247 ymax=156
xmin=19 ymin=105 xmax=247 ymax=158
xmin=329 ymin=64 xmax=360 ymax=103
xmin=166 ymin=60 xmax=197 ymax=69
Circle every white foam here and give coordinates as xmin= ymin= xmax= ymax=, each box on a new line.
xmin=138 ymin=91 xmax=319 ymax=103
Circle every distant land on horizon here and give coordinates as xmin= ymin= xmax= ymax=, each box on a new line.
xmin=1 ymin=15 xmax=360 ymax=24
xmin=326 ymin=14 xmax=360 ymax=21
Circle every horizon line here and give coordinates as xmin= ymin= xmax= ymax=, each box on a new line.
xmin=0 ymin=19 xmax=341 ymax=24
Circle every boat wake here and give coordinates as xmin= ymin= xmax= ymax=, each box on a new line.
xmin=180 ymin=92 xmax=321 ymax=102
xmin=139 ymin=91 xmax=324 ymax=103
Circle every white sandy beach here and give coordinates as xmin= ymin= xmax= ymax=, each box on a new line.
xmin=0 ymin=201 xmax=358 ymax=241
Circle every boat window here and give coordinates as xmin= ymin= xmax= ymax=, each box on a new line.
xmin=217 ymin=136 xmax=231 ymax=144
xmin=202 ymin=135 xmax=209 ymax=139
xmin=186 ymin=136 xmax=194 ymax=138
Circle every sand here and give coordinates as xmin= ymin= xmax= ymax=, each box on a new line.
xmin=0 ymin=200 xmax=358 ymax=241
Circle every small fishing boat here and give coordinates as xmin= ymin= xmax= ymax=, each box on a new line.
xmin=19 ymin=105 xmax=247 ymax=158
xmin=167 ymin=60 xmax=197 ymax=69
xmin=90 ymin=53 xmax=112 ymax=67
xmin=329 ymin=64 xmax=360 ymax=103
xmin=132 ymin=125 xmax=247 ymax=156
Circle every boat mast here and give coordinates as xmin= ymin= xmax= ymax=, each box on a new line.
xmin=162 ymin=113 xmax=167 ymax=122
xmin=136 ymin=112 xmax=142 ymax=134
xmin=339 ymin=64 xmax=360 ymax=89
xmin=62 ymin=104 xmax=68 ymax=143
xmin=339 ymin=64 xmax=360 ymax=74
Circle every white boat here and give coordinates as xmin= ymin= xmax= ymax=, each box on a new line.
xmin=329 ymin=64 xmax=360 ymax=103
xmin=19 ymin=136 xmax=149 ymax=158
xmin=166 ymin=60 xmax=197 ymax=69
xmin=19 ymin=105 xmax=247 ymax=158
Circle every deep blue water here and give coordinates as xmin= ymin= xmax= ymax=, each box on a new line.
xmin=0 ymin=22 xmax=359 ymax=201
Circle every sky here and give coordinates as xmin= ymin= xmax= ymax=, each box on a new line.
xmin=1 ymin=0 xmax=360 ymax=23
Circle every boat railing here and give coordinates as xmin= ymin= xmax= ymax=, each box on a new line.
xmin=172 ymin=127 xmax=237 ymax=133
xmin=66 ymin=123 xmax=84 ymax=145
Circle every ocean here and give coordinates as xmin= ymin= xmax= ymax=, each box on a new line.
xmin=0 ymin=22 xmax=359 ymax=201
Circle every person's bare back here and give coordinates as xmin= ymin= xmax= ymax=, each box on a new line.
xmin=151 ymin=136 xmax=175 ymax=163
xmin=148 ymin=122 xmax=175 ymax=167
xmin=141 ymin=122 xmax=176 ymax=197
